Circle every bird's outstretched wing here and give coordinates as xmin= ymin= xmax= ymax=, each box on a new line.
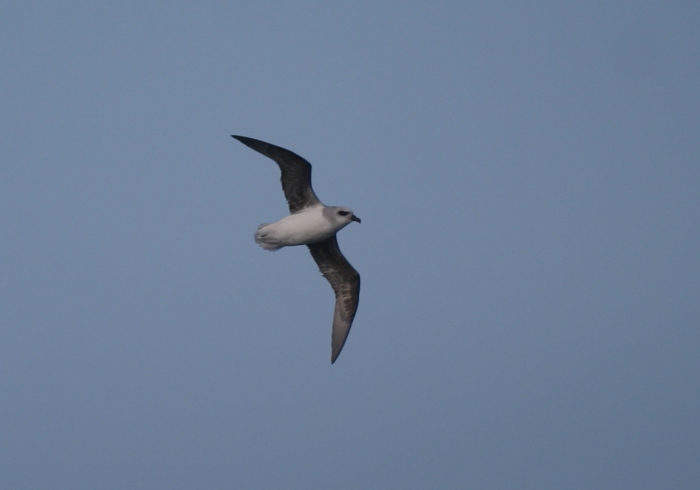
xmin=307 ymin=235 xmax=360 ymax=363
xmin=232 ymin=135 xmax=321 ymax=213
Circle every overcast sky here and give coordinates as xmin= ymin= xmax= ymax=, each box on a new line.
xmin=2 ymin=2 xmax=699 ymax=489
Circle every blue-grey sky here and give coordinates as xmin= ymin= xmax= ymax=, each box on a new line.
xmin=2 ymin=2 xmax=699 ymax=489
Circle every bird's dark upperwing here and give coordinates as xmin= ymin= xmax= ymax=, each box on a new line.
xmin=232 ymin=135 xmax=321 ymax=213
xmin=307 ymin=235 xmax=360 ymax=363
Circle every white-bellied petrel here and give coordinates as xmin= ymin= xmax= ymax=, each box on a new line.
xmin=232 ymin=136 xmax=361 ymax=364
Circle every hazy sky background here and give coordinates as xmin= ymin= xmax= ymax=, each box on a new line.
xmin=2 ymin=2 xmax=699 ymax=489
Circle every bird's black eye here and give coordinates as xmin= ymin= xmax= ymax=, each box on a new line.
xmin=338 ymin=210 xmax=349 ymax=216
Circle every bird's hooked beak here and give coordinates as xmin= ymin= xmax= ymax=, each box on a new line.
xmin=351 ymin=214 xmax=362 ymax=223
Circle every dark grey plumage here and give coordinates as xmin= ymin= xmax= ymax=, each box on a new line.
xmin=232 ymin=135 xmax=361 ymax=363
xmin=307 ymin=235 xmax=360 ymax=363
xmin=231 ymin=135 xmax=320 ymax=213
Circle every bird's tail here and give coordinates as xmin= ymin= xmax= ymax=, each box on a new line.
xmin=254 ymin=223 xmax=284 ymax=251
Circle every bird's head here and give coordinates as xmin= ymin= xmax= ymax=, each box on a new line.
xmin=335 ymin=207 xmax=361 ymax=224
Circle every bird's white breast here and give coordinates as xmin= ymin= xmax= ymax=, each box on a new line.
xmin=268 ymin=205 xmax=337 ymax=246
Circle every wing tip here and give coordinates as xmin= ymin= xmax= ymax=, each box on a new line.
xmin=231 ymin=135 xmax=265 ymax=153
xmin=331 ymin=323 xmax=351 ymax=365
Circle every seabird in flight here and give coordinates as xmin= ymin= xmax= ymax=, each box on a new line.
xmin=231 ymin=135 xmax=361 ymax=363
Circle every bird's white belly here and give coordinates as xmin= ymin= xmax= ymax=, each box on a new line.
xmin=255 ymin=206 xmax=338 ymax=250
xmin=275 ymin=211 xmax=335 ymax=245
